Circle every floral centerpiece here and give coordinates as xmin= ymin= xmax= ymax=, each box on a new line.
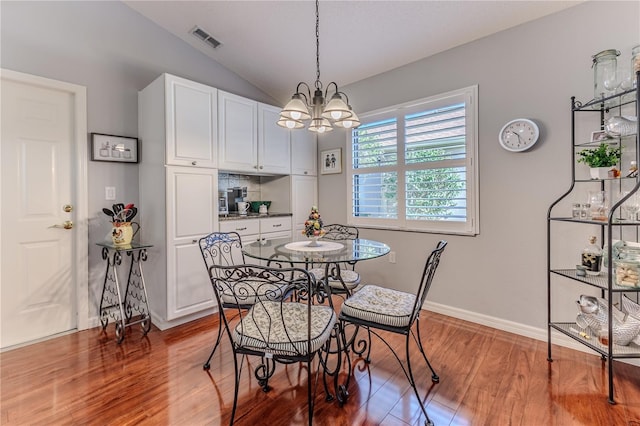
xmin=303 ymin=206 xmax=325 ymax=246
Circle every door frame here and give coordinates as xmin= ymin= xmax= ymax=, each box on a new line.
xmin=1 ymin=68 xmax=89 ymax=331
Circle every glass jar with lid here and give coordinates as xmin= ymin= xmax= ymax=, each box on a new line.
xmin=614 ymin=244 xmax=640 ymax=287
xmin=592 ymin=49 xmax=620 ymax=100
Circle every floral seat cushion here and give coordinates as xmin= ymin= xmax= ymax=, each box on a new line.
xmin=308 ymin=268 xmax=361 ymax=290
xmin=232 ymin=301 xmax=337 ymax=356
xmin=340 ymin=285 xmax=417 ymax=328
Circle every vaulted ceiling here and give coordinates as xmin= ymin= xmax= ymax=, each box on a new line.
xmin=123 ymin=1 xmax=581 ymax=104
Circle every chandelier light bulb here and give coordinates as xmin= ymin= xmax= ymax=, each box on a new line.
xmin=335 ymin=108 xmax=360 ymax=129
xmin=290 ymin=111 xmax=302 ymax=120
xmin=286 ymin=120 xmax=296 ymax=129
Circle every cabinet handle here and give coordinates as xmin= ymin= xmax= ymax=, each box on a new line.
xmin=192 ymin=239 xmax=198 ymax=244
xmin=236 ymin=227 xmax=247 ymax=231
xmin=304 ymin=171 xmax=308 ymax=175
xmin=192 ymin=161 xmax=197 ymax=166
xmin=259 ymin=166 xmax=264 ymax=170
xmin=273 ymin=224 xmax=282 ymax=228
xmin=254 ymin=165 xmax=258 ymax=169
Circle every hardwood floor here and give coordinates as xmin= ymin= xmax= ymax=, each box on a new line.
xmin=1 ymin=311 xmax=639 ymax=425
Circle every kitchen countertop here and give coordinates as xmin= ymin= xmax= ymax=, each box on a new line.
xmin=219 ymin=212 xmax=292 ymax=221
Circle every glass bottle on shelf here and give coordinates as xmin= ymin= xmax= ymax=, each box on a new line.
xmin=592 ymin=49 xmax=620 ymax=100
xmin=572 ymin=203 xmax=581 ymax=219
xmin=581 ymin=236 xmax=603 ymax=276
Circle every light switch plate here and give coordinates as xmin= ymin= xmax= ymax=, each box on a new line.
xmin=105 ymin=186 xmax=116 ymax=200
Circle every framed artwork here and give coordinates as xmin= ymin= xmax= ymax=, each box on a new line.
xmin=91 ymin=133 xmax=139 ymax=163
xmin=590 ymin=130 xmax=609 ymax=143
xmin=321 ymin=148 xmax=342 ymax=174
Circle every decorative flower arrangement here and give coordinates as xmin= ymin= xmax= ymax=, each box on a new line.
xmin=302 ymin=206 xmax=325 ymax=238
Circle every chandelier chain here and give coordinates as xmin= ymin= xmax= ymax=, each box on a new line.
xmin=315 ymin=0 xmax=321 ymax=89
xmin=277 ymin=0 xmax=359 ymax=131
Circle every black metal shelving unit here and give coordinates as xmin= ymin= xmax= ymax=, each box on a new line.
xmin=547 ymin=71 xmax=640 ymax=404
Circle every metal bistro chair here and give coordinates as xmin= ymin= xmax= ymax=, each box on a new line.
xmin=208 ymin=264 xmax=337 ymax=426
xmin=308 ymin=224 xmax=361 ymax=297
xmin=199 ymin=231 xmax=291 ymax=370
xmin=339 ymin=240 xmax=447 ymax=426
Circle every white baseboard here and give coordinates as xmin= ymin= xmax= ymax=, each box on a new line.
xmin=150 ymin=308 xmax=218 ymax=331
xmin=423 ymin=301 xmax=640 ymax=368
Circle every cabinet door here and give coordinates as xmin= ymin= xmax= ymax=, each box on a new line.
xmin=291 ymin=130 xmax=317 ymax=176
xmin=291 ymin=175 xmax=318 ymax=241
xmin=166 ymin=166 xmax=218 ymax=319
xmin=165 ymin=75 xmax=217 ymax=168
xmin=258 ymin=103 xmax=291 ymax=174
xmin=218 ymin=91 xmax=258 ymax=172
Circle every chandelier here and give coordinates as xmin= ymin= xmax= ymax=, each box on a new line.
xmin=277 ymin=0 xmax=360 ymax=133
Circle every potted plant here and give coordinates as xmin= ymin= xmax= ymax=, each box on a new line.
xmin=577 ymin=143 xmax=621 ymax=179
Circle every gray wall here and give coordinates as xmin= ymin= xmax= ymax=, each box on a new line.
xmin=2 ymin=0 xmax=639 ymax=337
xmin=318 ymin=1 xmax=640 ymax=332
xmin=1 ymin=1 xmax=276 ymax=316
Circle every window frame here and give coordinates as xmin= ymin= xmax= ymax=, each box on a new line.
xmin=346 ymin=85 xmax=479 ymax=236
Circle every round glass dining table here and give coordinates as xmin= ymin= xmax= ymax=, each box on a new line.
xmin=242 ymin=236 xmax=390 ymax=404
xmin=241 ymin=236 xmax=390 ymax=267
xmin=242 ymin=238 xmax=390 ymax=406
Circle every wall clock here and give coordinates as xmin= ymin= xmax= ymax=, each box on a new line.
xmin=498 ymin=118 xmax=540 ymax=152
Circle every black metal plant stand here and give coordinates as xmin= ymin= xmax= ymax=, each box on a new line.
xmin=97 ymin=242 xmax=152 ymax=343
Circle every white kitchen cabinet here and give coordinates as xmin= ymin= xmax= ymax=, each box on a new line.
xmin=140 ymin=73 xmax=218 ymax=168
xmin=260 ymin=216 xmax=292 ymax=241
xmin=139 ymin=74 xmax=219 ymax=330
xmin=165 ymin=167 xmax=218 ymax=320
xmin=220 ymin=216 xmax=292 ymax=264
xmin=138 ymin=165 xmax=218 ymax=328
xmin=291 ymin=176 xmax=318 ymax=241
xmin=220 ymin=218 xmax=261 ymax=244
xmin=217 ymin=91 xmax=257 ymax=173
xmin=220 ymin=216 xmax=291 ymax=243
xmin=218 ymin=90 xmax=290 ymax=174
xmin=258 ymin=103 xmax=291 ymax=175
xmin=291 ymin=130 xmax=317 ymax=176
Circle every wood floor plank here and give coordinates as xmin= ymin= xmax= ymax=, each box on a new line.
xmin=2 ymin=311 xmax=639 ymax=425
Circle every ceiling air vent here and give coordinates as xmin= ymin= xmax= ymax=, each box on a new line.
xmin=190 ymin=26 xmax=222 ymax=49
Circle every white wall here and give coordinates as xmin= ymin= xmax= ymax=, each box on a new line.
xmin=1 ymin=1 xmax=277 ymax=317
xmin=318 ymin=1 xmax=640 ymax=334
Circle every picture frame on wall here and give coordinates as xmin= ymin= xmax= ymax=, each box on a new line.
xmin=91 ymin=133 xmax=139 ymax=163
xmin=320 ymin=148 xmax=342 ymax=174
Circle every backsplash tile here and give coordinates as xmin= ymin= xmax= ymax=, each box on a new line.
xmin=218 ymin=173 xmax=261 ymax=201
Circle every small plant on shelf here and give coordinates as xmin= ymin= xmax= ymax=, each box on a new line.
xmin=577 ymin=143 xmax=621 ymax=168
xmin=302 ymin=206 xmax=325 ymax=238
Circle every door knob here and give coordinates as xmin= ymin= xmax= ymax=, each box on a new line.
xmin=50 ymin=221 xmax=73 ymax=229
xmin=63 ymin=204 xmax=73 ymax=213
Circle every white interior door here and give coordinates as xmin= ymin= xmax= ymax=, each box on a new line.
xmin=1 ymin=70 xmax=88 ymax=349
